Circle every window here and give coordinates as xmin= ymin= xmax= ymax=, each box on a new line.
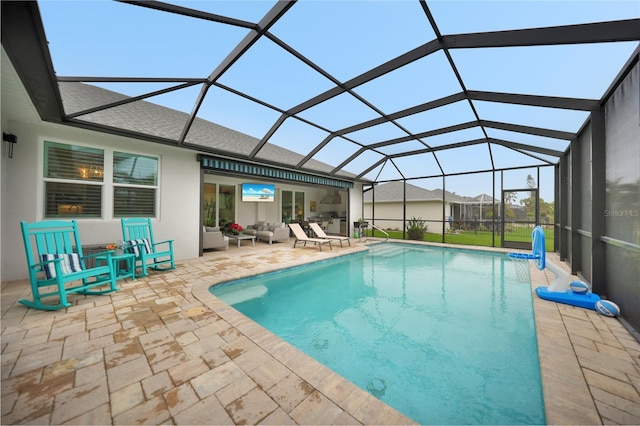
xmin=43 ymin=141 xmax=159 ymax=219
xmin=281 ymin=190 xmax=292 ymax=223
xmin=44 ymin=141 xmax=104 ymax=218
xmin=113 ymin=151 xmax=158 ymax=217
xmin=295 ymin=191 xmax=305 ymax=221
xmin=281 ymin=190 xmax=305 ymax=222
xmin=203 ymin=183 xmax=217 ymax=227
xmin=218 ymin=184 xmax=236 ymax=227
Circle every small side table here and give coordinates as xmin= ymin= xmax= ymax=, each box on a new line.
xmin=96 ymin=252 xmax=136 ymax=281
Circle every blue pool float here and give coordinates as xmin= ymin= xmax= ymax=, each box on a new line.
xmin=509 ymin=226 xmax=600 ymax=310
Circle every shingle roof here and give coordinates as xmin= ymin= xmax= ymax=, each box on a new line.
xmin=58 ymin=82 xmax=356 ymax=179
xmin=364 ymin=181 xmax=458 ymax=202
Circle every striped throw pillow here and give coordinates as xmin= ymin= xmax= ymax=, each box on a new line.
xmin=41 ymin=253 xmax=83 ymax=279
xmin=127 ymin=239 xmax=152 ymax=257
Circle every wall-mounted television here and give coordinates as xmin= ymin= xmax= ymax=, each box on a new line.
xmin=241 ymin=183 xmax=275 ymax=202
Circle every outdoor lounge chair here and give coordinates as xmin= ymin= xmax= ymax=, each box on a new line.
xmin=309 ymin=222 xmax=351 ymax=247
xmin=121 ymin=218 xmax=175 ymax=276
xmin=289 ymin=223 xmax=332 ymax=251
xmin=20 ymin=220 xmax=119 ymax=310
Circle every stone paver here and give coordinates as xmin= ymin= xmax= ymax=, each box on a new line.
xmin=2 ymin=241 xmax=639 ymax=425
xmin=226 ymin=387 xmax=279 ymax=425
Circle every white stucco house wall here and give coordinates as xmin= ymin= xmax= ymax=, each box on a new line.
xmin=0 ymin=48 xmax=362 ymax=282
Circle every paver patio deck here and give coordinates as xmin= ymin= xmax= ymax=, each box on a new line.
xmin=2 ymin=240 xmax=639 ymax=425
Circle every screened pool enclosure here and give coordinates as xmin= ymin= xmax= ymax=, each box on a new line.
xmin=2 ymin=2 xmax=639 ymax=333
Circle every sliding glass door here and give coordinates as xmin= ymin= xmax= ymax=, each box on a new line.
xmin=281 ymin=190 xmax=305 ymax=223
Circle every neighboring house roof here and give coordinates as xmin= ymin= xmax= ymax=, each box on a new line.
xmin=364 ymin=182 xmax=495 ymax=204
xmin=364 ymin=181 xmax=461 ymax=202
xmin=459 ymin=193 xmax=498 ymax=204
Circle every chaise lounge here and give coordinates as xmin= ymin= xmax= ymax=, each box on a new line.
xmin=309 ymin=222 xmax=351 ymax=247
xmin=289 ymin=223 xmax=332 ymax=251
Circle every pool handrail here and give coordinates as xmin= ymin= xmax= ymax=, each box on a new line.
xmin=363 ymin=223 xmax=389 ymax=242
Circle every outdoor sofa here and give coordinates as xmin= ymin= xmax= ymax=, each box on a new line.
xmin=243 ymin=221 xmax=290 ymax=244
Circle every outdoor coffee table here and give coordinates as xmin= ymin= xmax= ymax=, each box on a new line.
xmin=225 ymin=233 xmax=256 ymax=248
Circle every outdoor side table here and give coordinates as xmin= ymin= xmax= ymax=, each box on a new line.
xmin=96 ymin=251 xmax=136 ymax=281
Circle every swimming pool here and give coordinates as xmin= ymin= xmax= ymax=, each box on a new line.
xmin=210 ymin=243 xmax=545 ymax=424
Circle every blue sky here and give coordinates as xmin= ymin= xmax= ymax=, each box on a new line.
xmin=38 ymin=0 xmax=639 ymax=201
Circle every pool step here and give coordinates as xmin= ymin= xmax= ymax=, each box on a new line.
xmin=214 ymin=284 xmax=267 ymax=305
xmin=367 ymin=246 xmax=405 ymax=258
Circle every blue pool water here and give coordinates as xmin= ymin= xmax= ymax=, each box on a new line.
xmin=210 ymin=243 xmax=545 ymax=425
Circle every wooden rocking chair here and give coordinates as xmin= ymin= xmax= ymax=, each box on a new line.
xmin=121 ymin=218 xmax=175 ymax=277
xmin=20 ymin=220 xmax=118 ymax=311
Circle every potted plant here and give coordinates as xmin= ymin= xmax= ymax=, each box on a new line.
xmin=106 ymin=241 xmax=127 ymax=255
xmin=226 ymin=223 xmax=243 ymax=235
xmin=358 ymin=218 xmax=368 ymax=227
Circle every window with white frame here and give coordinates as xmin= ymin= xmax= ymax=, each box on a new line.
xmin=113 ymin=151 xmax=158 ymax=218
xmin=44 ymin=141 xmax=104 ymax=218
xmin=43 ymin=141 xmax=158 ymax=219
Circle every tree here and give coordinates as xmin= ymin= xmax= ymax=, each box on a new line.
xmin=520 ymin=175 xmax=554 ymax=223
xmin=540 ymin=199 xmax=554 ymax=223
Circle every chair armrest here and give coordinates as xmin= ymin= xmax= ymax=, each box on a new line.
xmin=203 ymin=231 xmax=227 ymax=248
xmin=151 ymin=240 xmax=174 ymax=252
xmin=203 ymin=231 xmax=222 ymax=241
xmin=273 ymin=227 xmax=290 ymax=239
xmin=34 ymin=256 xmax=64 ymax=273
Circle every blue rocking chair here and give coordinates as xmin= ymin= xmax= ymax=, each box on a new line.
xmin=121 ymin=218 xmax=175 ymax=277
xmin=20 ymin=220 xmax=119 ymax=311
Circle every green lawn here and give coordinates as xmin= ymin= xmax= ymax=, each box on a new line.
xmin=369 ymin=228 xmax=555 ymax=251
